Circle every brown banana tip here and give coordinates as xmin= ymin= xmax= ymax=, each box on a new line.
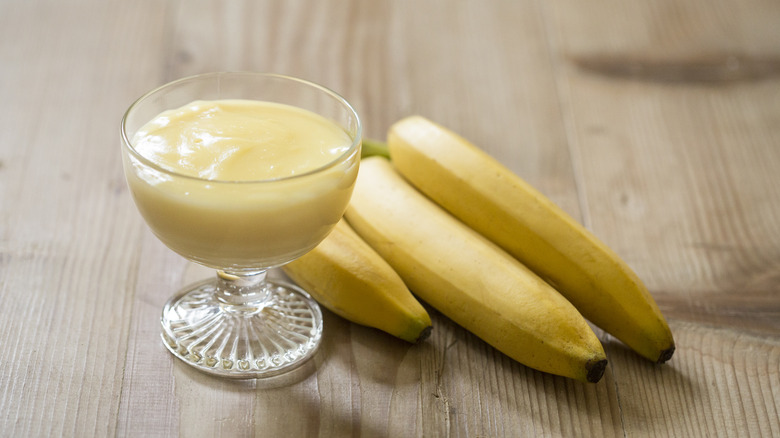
xmin=657 ymin=345 xmax=675 ymax=364
xmin=586 ymin=359 xmax=608 ymax=383
xmin=416 ymin=326 xmax=433 ymax=343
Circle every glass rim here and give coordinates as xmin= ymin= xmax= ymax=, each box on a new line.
xmin=120 ymin=71 xmax=362 ymax=184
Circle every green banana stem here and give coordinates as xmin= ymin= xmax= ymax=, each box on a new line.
xmin=361 ymin=138 xmax=390 ymax=159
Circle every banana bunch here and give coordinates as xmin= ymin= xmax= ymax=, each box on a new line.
xmin=284 ymin=116 xmax=674 ymax=383
xmin=387 ymin=116 xmax=675 ymax=364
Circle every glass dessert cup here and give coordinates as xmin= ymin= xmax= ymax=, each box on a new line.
xmin=120 ymin=72 xmax=361 ymax=378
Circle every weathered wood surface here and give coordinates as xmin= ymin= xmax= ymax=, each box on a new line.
xmin=1 ymin=0 xmax=778 ymax=436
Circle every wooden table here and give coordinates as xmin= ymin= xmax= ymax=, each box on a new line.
xmin=2 ymin=0 xmax=778 ymax=436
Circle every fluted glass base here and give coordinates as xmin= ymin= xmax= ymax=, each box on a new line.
xmin=160 ymin=272 xmax=323 ymax=378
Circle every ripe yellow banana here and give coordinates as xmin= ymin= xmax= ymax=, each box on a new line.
xmin=387 ymin=116 xmax=675 ymax=363
xmin=345 ymin=157 xmax=607 ymax=383
xmin=283 ymin=219 xmax=432 ymax=343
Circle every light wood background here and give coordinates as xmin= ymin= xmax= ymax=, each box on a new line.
xmin=2 ymin=0 xmax=779 ymax=436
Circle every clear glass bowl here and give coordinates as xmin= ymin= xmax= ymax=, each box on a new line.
xmin=120 ymin=72 xmax=361 ymax=378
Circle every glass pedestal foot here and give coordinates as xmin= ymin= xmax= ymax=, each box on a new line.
xmin=160 ymin=276 xmax=323 ymax=378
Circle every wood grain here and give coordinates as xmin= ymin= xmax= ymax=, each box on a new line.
xmin=1 ymin=0 xmax=779 ymax=436
xmin=0 ymin=0 xmax=163 ymax=436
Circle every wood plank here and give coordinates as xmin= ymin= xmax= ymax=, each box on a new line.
xmin=0 ymin=0 xmax=170 ymax=436
xmin=606 ymin=322 xmax=780 ymax=437
xmin=116 ymin=240 xmax=182 ymax=437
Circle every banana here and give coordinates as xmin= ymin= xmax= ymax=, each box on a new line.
xmin=345 ymin=157 xmax=607 ymax=383
xmin=387 ymin=116 xmax=675 ymax=363
xmin=283 ymin=219 xmax=432 ymax=343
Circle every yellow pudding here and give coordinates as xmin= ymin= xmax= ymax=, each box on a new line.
xmin=124 ymin=99 xmax=360 ymax=270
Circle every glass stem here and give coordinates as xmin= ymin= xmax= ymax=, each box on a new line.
xmin=215 ymin=270 xmax=271 ymax=312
